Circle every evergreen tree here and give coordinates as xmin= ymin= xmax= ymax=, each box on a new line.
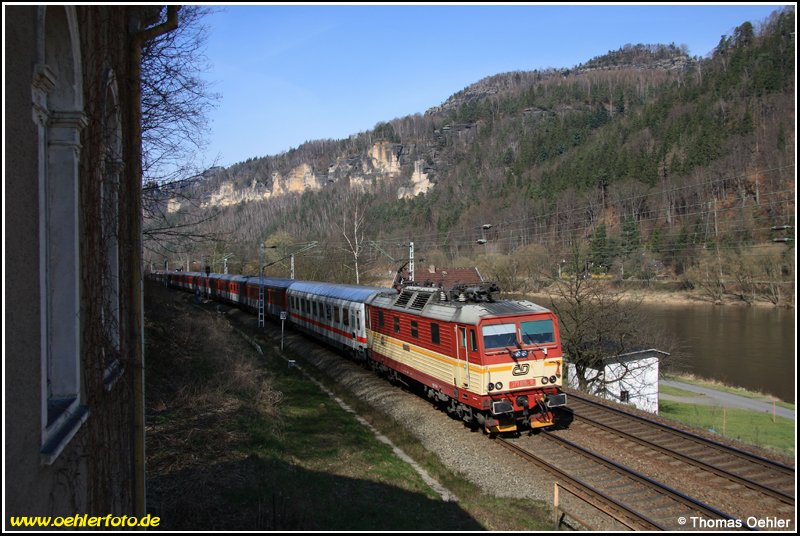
xmin=591 ymin=223 xmax=611 ymax=272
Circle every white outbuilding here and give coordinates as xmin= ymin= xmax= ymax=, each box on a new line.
xmin=566 ymin=349 xmax=669 ymax=414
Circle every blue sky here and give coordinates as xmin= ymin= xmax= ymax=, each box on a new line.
xmin=199 ymin=3 xmax=788 ymax=168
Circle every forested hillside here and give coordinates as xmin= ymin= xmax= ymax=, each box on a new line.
xmin=144 ymin=8 xmax=794 ymax=304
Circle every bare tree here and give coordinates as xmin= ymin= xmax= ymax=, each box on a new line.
xmin=548 ymin=246 xmax=681 ymax=397
xmin=337 ymin=194 xmax=367 ymax=284
xmin=140 ymin=6 xmax=222 ymax=267
xmin=140 ymin=5 xmax=219 ymax=185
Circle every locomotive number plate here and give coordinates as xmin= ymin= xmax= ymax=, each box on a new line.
xmin=509 ymin=379 xmax=536 ymax=388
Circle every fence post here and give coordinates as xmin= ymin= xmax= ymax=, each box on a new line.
xmin=553 ymin=481 xmax=560 ymax=530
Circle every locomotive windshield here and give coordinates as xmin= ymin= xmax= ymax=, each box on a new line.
xmin=521 ymin=319 xmax=555 ymax=344
xmin=482 ymin=323 xmax=517 ymax=349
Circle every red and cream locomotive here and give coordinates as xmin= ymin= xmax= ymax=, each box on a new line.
xmin=366 ymin=284 xmax=566 ymax=433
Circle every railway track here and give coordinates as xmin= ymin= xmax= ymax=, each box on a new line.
xmin=563 ymin=392 xmax=795 ymax=507
xmin=496 ymin=432 xmax=747 ymax=531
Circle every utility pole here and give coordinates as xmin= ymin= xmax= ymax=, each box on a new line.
xmin=263 ymin=242 xmax=317 ymax=280
xmin=409 ymin=242 xmax=415 ymax=283
xmin=258 ymin=244 xmax=265 ymax=328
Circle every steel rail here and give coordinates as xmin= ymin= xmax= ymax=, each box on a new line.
xmin=494 ymin=437 xmax=665 ymax=530
xmin=567 ymin=391 xmax=795 ymax=476
xmin=567 ymin=408 xmax=795 ymax=505
xmin=539 ymin=430 xmax=747 ymax=527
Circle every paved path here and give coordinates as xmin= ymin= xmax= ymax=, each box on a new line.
xmin=660 ymin=379 xmax=795 ymax=421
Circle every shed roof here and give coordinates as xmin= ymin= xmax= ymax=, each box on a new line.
xmin=417 ymin=266 xmax=483 ymax=290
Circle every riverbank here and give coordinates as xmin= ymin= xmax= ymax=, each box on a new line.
xmin=525 ymin=283 xmax=794 ymax=308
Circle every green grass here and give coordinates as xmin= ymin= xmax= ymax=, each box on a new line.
xmin=658 ymin=399 xmax=795 ymax=457
xmin=278 ymin=355 xmax=554 ymax=531
xmin=660 ymin=384 xmax=705 ymax=398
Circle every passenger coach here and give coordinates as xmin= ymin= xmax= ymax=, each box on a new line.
xmin=286 ymin=281 xmax=390 ymax=359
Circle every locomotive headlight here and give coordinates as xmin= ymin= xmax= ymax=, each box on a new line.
xmin=487 ymin=383 xmax=495 ymax=392
xmin=541 ymin=376 xmax=549 ymax=385
xmin=549 ymin=375 xmax=557 ymax=384
xmin=495 ymin=382 xmax=503 ymax=390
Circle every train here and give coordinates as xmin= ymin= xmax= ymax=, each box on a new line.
xmin=149 ymin=269 xmax=567 ymax=433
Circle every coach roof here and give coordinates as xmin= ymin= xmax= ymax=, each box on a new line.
xmin=247 ymin=276 xmax=295 ymax=289
xmin=288 ymin=281 xmax=394 ymax=303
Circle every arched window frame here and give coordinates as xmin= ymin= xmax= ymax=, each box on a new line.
xmin=33 ymin=5 xmax=90 ymax=464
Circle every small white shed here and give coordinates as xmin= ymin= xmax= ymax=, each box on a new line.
xmin=566 ymin=349 xmax=669 ymax=414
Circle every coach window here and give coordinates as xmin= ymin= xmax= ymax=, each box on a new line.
xmin=326 ymin=304 xmax=332 ymax=321
xmin=343 ymin=308 xmax=349 ymax=326
xmin=393 ymin=316 xmax=400 ymax=333
xmin=378 ymin=310 xmax=384 ymax=328
xmin=334 ymin=306 xmax=340 ymax=324
xmin=430 ymin=323 xmax=440 ymax=344
xmin=410 ymin=320 xmax=418 ymax=338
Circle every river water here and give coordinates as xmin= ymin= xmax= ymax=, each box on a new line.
xmin=527 ymin=293 xmax=796 ymax=403
xmin=638 ymin=302 xmax=796 ymax=403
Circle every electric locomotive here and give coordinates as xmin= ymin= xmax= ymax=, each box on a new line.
xmin=366 ymin=283 xmax=566 ymax=434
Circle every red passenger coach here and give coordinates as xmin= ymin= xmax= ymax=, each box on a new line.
xmin=243 ymin=277 xmax=294 ymax=315
xmin=367 ymin=286 xmax=567 ymax=433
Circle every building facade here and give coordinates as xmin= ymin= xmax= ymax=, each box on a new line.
xmin=5 ymin=5 xmax=172 ymax=522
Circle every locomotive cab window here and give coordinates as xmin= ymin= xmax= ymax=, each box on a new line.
xmin=521 ymin=319 xmax=555 ymax=344
xmin=482 ymin=323 xmax=517 ymax=349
